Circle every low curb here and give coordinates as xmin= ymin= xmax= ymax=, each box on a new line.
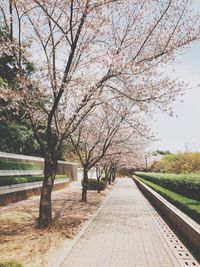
xmin=133 ymin=177 xmax=200 ymax=258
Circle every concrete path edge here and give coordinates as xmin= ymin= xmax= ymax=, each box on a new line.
xmin=133 ymin=176 xmax=200 ymax=260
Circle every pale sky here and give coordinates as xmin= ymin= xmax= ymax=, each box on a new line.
xmin=145 ymin=1 xmax=200 ymax=153
xmin=150 ymin=42 xmax=200 ymax=153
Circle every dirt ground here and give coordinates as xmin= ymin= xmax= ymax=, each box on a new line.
xmin=0 ymin=181 xmax=114 ymax=267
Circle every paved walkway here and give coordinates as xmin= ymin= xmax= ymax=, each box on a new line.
xmin=60 ymin=178 xmax=191 ymax=267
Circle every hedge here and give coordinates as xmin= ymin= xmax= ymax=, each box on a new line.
xmin=0 ymin=160 xmax=40 ymax=171
xmin=82 ymin=178 xmax=106 ymax=191
xmin=135 ymin=172 xmax=200 ymax=201
xmin=0 ymin=175 xmax=67 ymax=186
xmin=0 ymin=262 xmax=23 ymax=267
xmin=136 ymin=177 xmax=200 ymax=224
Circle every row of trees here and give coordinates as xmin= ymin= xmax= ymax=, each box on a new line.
xmin=1 ymin=0 xmax=200 ymax=227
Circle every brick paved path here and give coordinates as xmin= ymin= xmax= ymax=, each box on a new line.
xmin=60 ymin=178 xmax=185 ymax=267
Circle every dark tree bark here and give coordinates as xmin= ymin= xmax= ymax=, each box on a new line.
xmin=96 ymin=166 xmax=102 ymax=193
xmin=38 ymin=155 xmax=57 ymax=227
xmin=97 ymin=176 xmax=100 ymax=193
xmin=112 ymin=167 xmax=116 ymax=182
xmin=108 ymin=174 xmax=111 ymax=184
xmin=82 ymin=166 xmax=89 ymax=202
xmin=108 ymin=165 xmax=112 ymax=185
xmin=104 ymin=165 xmax=109 ymax=185
xmin=9 ymin=0 xmax=13 ymax=42
xmin=111 ymin=163 xmax=117 ymax=182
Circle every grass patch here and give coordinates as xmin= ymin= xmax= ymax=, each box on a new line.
xmin=0 ymin=261 xmax=23 ymax=267
xmin=135 ymin=172 xmax=200 ymax=201
xmin=137 ymin=177 xmax=200 ymax=223
xmin=0 ymin=175 xmax=67 ymax=186
xmin=0 ymin=160 xmax=40 ymax=171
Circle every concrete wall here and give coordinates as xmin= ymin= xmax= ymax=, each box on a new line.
xmin=77 ymin=168 xmax=96 ymax=181
xmin=57 ymin=161 xmax=78 ymax=181
xmin=0 ymin=152 xmax=78 ymax=181
xmin=0 ymin=180 xmax=70 ymax=206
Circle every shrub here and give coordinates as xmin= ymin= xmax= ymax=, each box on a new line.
xmin=136 ymin=177 xmax=200 ymax=223
xmin=0 ymin=160 xmax=40 ymax=170
xmin=0 ymin=175 xmax=67 ymax=186
xmin=101 ymin=177 xmax=106 ymax=182
xmin=135 ymin=172 xmax=200 ymax=201
xmin=82 ymin=178 xmax=106 ymax=191
xmin=0 ymin=261 xmax=23 ymax=267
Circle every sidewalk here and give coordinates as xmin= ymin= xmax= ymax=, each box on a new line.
xmin=60 ymin=178 xmax=197 ymax=267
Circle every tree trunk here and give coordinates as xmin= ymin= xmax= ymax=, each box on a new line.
xmin=108 ymin=174 xmax=111 ymax=184
xmin=104 ymin=165 xmax=108 ymax=185
xmin=82 ymin=167 xmax=88 ymax=202
xmin=111 ymin=164 xmax=117 ymax=182
xmin=112 ymin=168 xmax=116 ymax=182
xmin=97 ymin=176 xmax=101 ymax=193
xmin=38 ymin=155 xmax=57 ymax=227
xmin=9 ymin=0 xmax=13 ymax=42
xmin=108 ymin=166 xmax=112 ymax=185
xmin=96 ymin=166 xmax=101 ymax=193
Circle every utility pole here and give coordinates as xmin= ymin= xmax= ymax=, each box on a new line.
xmin=185 ymin=142 xmax=189 ymax=152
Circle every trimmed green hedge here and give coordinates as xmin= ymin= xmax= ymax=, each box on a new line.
xmin=136 ymin=177 xmax=200 ymax=223
xmin=82 ymin=178 xmax=106 ymax=191
xmin=0 ymin=160 xmax=40 ymax=170
xmin=0 ymin=175 xmax=67 ymax=186
xmin=0 ymin=261 xmax=23 ymax=267
xmin=135 ymin=172 xmax=200 ymax=201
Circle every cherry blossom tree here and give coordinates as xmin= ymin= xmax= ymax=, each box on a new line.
xmin=69 ymin=98 xmax=150 ymax=201
xmin=102 ymin=126 xmax=149 ymax=179
xmin=69 ymin=103 xmax=125 ymax=202
xmin=1 ymin=0 xmax=200 ymax=226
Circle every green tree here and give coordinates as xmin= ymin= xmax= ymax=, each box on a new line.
xmin=0 ymin=26 xmax=40 ymax=156
xmin=151 ymin=152 xmax=200 ymax=174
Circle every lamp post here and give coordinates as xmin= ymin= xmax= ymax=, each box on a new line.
xmin=145 ymin=154 xmax=148 ymax=171
xmin=145 ymin=153 xmax=151 ymax=172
